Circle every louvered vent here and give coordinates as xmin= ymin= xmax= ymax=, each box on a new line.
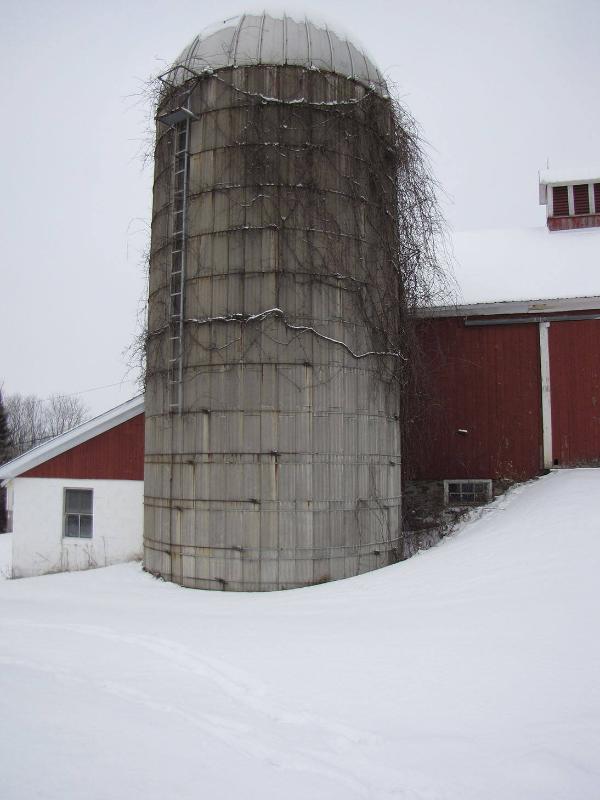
xmin=552 ymin=185 xmax=569 ymax=216
xmin=573 ymin=184 xmax=590 ymax=215
xmin=594 ymin=183 xmax=600 ymax=214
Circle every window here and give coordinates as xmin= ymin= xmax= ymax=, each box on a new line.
xmin=444 ymin=479 xmax=492 ymax=506
xmin=573 ymin=184 xmax=590 ymax=215
xmin=546 ymin=180 xmax=600 ymax=230
xmin=64 ymin=489 xmax=93 ymax=538
xmin=551 ymin=182 xmax=599 ymax=218
xmin=552 ymin=185 xmax=569 ymax=216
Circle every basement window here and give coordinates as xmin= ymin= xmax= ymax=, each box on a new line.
xmin=444 ymin=479 xmax=492 ymax=506
xmin=64 ymin=488 xmax=93 ymax=539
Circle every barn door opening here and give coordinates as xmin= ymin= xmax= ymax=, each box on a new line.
xmin=548 ymin=319 xmax=600 ymax=467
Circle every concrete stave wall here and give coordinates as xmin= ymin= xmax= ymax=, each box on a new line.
xmin=145 ymin=65 xmax=401 ymax=590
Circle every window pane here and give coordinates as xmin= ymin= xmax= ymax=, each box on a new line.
xmin=573 ymin=184 xmax=590 ymax=215
xmin=66 ymin=489 xmax=92 ymax=514
xmin=552 ymin=186 xmax=569 ymax=216
xmin=79 ymin=515 xmax=93 ymax=539
xmin=66 ymin=490 xmax=84 ymax=513
xmin=80 ymin=491 xmax=92 ymax=513
xmin=65 ymin=514 xmax=80 ymax=537
xmin=65 ymin=490 xmax=78 ymax=512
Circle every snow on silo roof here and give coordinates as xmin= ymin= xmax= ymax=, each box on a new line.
xmin=166 ymin=12 xmax=388 ymax=96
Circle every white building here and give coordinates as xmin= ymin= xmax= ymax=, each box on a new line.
xmin=0 ymin=396 xmax=144 ymax=578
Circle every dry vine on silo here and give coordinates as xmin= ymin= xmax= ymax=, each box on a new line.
xmin=144 ymin=65 xmax=449 ymax=456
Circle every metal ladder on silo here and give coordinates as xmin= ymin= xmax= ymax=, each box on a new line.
xmin=168 ymin=117 xmax=190 ymax=413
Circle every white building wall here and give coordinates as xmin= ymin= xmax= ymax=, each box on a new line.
xmin=10 ymin=477 xmax=143 ymax=578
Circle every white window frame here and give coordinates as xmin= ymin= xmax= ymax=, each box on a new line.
xmin=63 ymin=487 xmax=94 ymax=539
xmin=443 ymin=479 xmax=492 ymax=506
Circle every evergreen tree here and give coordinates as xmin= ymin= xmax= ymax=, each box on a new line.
xmin=0 ymin=390 xmax=10 ymax=465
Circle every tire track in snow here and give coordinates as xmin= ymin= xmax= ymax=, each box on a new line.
xmin=0 ymin=651 xmax=376 ymax=798
xmin=0 ymin=620 xmax=376 ymax=745
xmin=0 ymin=620 xmax=452 ymax=799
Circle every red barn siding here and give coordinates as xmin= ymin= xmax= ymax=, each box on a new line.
xmin=550 ymin=319 xmax=600 ymax=466
xmin=573 ymin=184 xmax=591 ymax=215
xmin=552 ymin=185 xmax=569 ymax=216
xmin=409 ymin=318 xmax=542 ymax=481
xmin=548 ymin=214 xmax=600 ymax=231
xmin=22 ymin=413 xmax=144 ymax=480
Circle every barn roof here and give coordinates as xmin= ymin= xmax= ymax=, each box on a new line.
xmin=0 ymin=395 xmax=144 ymax=483
xmin=165 ymin=12 xmax=388 ymax=96
xmin=449 ymin=225 xmax=600 ymax=309
xmin=539 ymin=168 xmax=600 ymax=185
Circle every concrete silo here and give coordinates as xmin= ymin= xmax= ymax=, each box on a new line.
xmin=144 ymin=12 xmax=403 ymax=590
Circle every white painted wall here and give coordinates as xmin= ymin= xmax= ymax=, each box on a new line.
xmin=9 ymin=477 xmax=143 ymax=578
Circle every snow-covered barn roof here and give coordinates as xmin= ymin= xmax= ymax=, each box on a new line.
xmin=539 ymin=168 xmax=600 ymax=185
xmin=445 ymin=225 xmax=600 ymax=313
xmin=166 ymin=12 xmax=388 ymax=96
xmin=0 ymin=395 xmax=144 ymax=483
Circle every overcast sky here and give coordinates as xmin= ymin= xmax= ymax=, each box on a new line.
xmin=1 ymin=0 xmax=598 ymax=416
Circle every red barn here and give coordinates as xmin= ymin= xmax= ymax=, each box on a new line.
xmin=408 ymin=174 xmax=600 ymax=506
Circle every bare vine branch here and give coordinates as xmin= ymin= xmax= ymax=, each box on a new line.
xmin=141 ymin=63 xmax=454 ymax=478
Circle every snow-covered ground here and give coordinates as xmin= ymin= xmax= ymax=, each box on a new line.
xmin=0 ymin=532 xmax=11 ymax=579
xmin=1 ymin=469 xmax=599 ymax=799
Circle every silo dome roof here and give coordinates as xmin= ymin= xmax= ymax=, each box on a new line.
xmin=167 ymin=12 xmax=388 ymax=96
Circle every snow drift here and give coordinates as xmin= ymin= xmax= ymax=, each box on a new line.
xmin=0 ymin=469 xmax=599 ymax=799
